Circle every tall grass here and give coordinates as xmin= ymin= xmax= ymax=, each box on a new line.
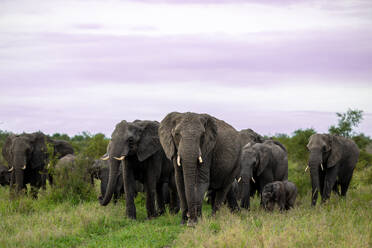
xmin=0 ymin=160 xmax=371 ymax=248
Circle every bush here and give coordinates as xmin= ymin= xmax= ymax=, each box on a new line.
xmin=47 ymin=156 xmax=96 ymax=204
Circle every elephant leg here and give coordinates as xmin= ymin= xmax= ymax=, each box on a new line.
xmin=212 ymin=185 xmax=232 ymax=215
xmin=145 ymin=166 xmax=158 ymax=219
xmin=339 ymin=159 xmax=356 ymax=197
xmin=340 ymin=171 xmax=354 ymax=197
xmin=169 ymin=174 xmax=180 ymax=214
xmin=156 ymin=182 xmax=165 ymax=216
xmin=173 ymin=158 xmax=188 ymax=224
xmin=196 ymin=182 xmax=209 ymax=218
xmin=332 ymin=181 xmax=340 ymax=196
xmin=123 ymin=164 xmax=137 ymax=219
xmin=226 ymin=187 xmax=240 ymax=212
xmin=30 ymin=171 xmax=42 ymax=199
xmin=322 ymin=166 xmax=339 ymax=203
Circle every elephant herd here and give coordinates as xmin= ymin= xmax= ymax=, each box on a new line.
xmin=0 ymin=112 xmax=360 ymax=227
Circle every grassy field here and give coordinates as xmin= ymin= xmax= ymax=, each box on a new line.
xmin=0 ymin=162 xmax=371 ymax=248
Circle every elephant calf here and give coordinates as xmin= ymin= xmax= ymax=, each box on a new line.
xmin=261 ymin=181 xmax=297 ymax=211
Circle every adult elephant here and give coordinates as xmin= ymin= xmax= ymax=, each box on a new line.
xmin=0 ymin=163 xmax=10 ymax=186
xmin=306 ymin=134 xmax=359 ymax=206
xmin=239 ymin=139 xmax=288 ymax=209
xmin=99 ymin=120 xmax=179 ymax=219
xmin=239 ymin=128 xmax=264 ymax=147
xmin=2 ymin=132 xmax=74 ymax=197
xmin=159 ymin=112 xmax=241 ymax=226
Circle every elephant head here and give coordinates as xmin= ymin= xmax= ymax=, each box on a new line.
xmin=48 ymin=139 xmax=74 ymax=159
xmin=159 ymin=112 xmax=217 ymax=222
xmin=2 ymin=132 xmax=48 ymax=193
xmin=100 ymin=120 xmax=161 ymax=206
xmin=261 ymin=182 xmax=280 ymax=211
xmin=306 ymin=134 xmax=341 ymax=205
xmin=239 ymin=143 xmax=272 ymax=209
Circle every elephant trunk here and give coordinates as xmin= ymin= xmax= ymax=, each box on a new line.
xmin=100 ymin=159 xmax=120 ymax=206
xmin=308 ymin=150 xmax=322 ymax=206
xmin=179 ymin=138 xmax=199 ymax=224
xmin=14 ymin=168 xmax=25 ymax=193
xmin=239 ymin=174 xmax=251 ymax=209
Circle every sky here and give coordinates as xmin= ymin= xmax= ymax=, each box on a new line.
xmin=0 ymin=0 xmax=372 ymax=137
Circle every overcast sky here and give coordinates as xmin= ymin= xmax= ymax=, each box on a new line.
xmin=0 ymin=0 xmax=371 ymax=137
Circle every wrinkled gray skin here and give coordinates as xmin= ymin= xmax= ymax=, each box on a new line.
xmin=100 ymin=120 xmax=179 ymax=220
xmin=92 ymin=159 xmax=124 ymax=204
xmin=239 ymin=140 xmax=288 ymax=209
xmin=261 ymin=181 xmax=297 ymax=211
xmin=307 ymin=134 xmax=359 ymax=206
xmin=0 ymin=163 xmax=10 ymax=186
xmin=239 ymin=128 xmax=265 ymax=147
xmin=2 ymin=132 xmax=74 ymax=198
xmin=159 ymin=112 xmax=241 ymax=226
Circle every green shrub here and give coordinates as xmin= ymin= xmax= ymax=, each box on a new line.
xmin=47 ymin=157 xmax=95 ymax=204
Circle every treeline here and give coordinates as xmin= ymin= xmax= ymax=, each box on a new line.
xmin=1 ymin=109 xmax=371 ymax=170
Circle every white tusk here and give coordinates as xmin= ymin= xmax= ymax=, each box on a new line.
xmin=313 ymin=189 xmax=318 ymax=198
xmin=177 ymin=155 xmax=181 ymax=167
xmin=22 ymin=165 xmax=26 ymax=170
xmin=101 ymin=155 xmax=110 ymax=161
xmin=113 ymin=156 xmax=125 ymax=161
xmin=251 ymin=177 xmax=256 ymax=183
xmin=8 ymin=167 xmax=14 ymax=172
xmin=320 ymin=163 xmax=324 ymax=171
xmin=198 ymin=156 xmax=203 ymax=164
xmin=305 ymin=165 xmax=309 ymax=172
xmin=238 ymin=177 xmax=242 ymax=183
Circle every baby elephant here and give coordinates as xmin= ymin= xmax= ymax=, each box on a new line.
xmin=261 ymin=181 xmax=297 ymax=211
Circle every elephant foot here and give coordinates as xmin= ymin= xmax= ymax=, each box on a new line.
xmin=169 ymin=207 xmax=180 ymax=215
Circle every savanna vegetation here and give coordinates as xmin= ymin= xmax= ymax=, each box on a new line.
xmin=0 ymin=109 xmax=371 ymax=248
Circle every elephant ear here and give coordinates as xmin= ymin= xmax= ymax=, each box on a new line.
xmin=327 ymin=135 xmax=342 ymax=168
xmin=2 ymin=135 xmax=15 ymax=166
xmin=28 ymin=132 xmax=48 ymax=169
xmin=256 ymin=145 xmax=272 ymax=176
xmin=159 ymin=112 xmax=181 ymax=160
xmin=137 ymin=121 xmax=161 ymax=162
xmin=201 ymin=114 xmax=218 ymax=156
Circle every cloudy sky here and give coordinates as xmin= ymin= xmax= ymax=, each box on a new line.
xmin=0 ymin=0 xmax=371 ymax=137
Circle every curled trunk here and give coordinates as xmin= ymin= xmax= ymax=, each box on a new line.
xmin=100 ymin=159 xmax=121 ymax=206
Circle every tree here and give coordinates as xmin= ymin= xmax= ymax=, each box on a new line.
xmin=328 ymin=109 xmax=363 ymax=138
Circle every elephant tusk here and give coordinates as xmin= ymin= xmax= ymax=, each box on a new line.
xmin=22 ymin=165 xmax=26 ymax=170
xmin=238 ymin=177 xmax=242 ymax=183
xmin=113 ymin=155 xmax=125 ymax=161
xmin=198 ymin=156 xmax=203 ymax=164
xmin=8 ymin=167 xmax=14 ymax=172
xmin=312 ymin=189 xmax=318 ymax=198
xmin=101 ymin=154 xmax=110 ymax=161
xmin=177 ymin=155 xmax=181 ymax=167
xmin=320 ymin=163 xmax=324 ymax=171
xmin=251 ymin=177 xmax=256 ymax=183
xmin=305 ymin=165 xmax=309 ymax=172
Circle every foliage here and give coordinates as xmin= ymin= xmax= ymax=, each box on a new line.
xmin=0 ymin=130 xmax=12 ymax=166
xmin=352 ymin=133 xmax=372 ymax=150
xmin=329 ymin=108 xmax=363 ymax=138
xmin=274 ymin=128 xmax=316 ymax=165
xmin=47 ymin=156 xmax=96 ymax=204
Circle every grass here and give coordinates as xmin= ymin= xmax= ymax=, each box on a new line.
xmin=0 ymin=161 xmax=371 ymax=248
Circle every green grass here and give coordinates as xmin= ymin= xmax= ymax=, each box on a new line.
xmin=0 ymin=161 xmax=371 ymax=248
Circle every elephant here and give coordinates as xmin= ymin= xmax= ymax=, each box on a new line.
xmin=261 ymin=180 xmax=297 ymax=211
xmin=306 ymin=134 xmax=359 ymax=206
xmin=239 ymin=128 xmax=265 ymax=147
xmin=0 ymin=163 xmax=10 ymax=186
xmin=99 ymin=120 xmax=179 ymax=219
xmin=159 ymin=112 xmax=241 ymax=226
xmin=2 ymin=132 xmax=74 ymax=197
xmin=91 ymin=159 xmax=124 ymax=204
xmin=239 ymin=139 xmax=288 ymax=209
